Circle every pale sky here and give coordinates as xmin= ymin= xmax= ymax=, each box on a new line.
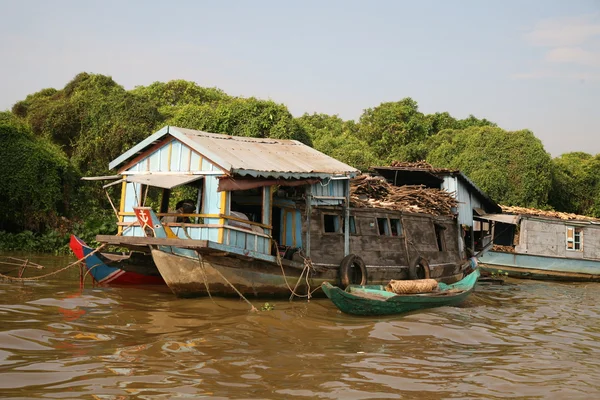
xmin=1 ymin=0 xmax=599 ymax=157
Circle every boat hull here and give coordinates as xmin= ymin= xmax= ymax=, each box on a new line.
xmin=69 ymin=235 xmax=165 ymax=286
xmin=150 ymin=247 xmax=470 ymax=298
xmin=479 ymin=251 xmax=600 ymax=282
xmin=321 ymin=269 xmax=480 ymax=316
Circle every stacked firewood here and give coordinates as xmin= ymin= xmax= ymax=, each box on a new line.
xmin=501 ymin=205 xmax=600 ymax=222
xmin=389 ymin=160 xmax=457 ymax=174
xmin=350 ymin=175 xmax=458 ymax=216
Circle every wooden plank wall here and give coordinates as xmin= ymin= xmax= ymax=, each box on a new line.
xmin=307 ymin=207 xmax=461 ymax=267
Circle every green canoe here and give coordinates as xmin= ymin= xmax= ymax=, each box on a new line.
xmin=321 ymin=269 xmax=480 ymax=316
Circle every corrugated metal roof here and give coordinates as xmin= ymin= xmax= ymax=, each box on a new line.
xmin=110 ymin=126 xmax=359 ymax=180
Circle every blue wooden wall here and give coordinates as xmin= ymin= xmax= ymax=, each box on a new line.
xmin=310 ymin=179 xmax=346 ymax=206
xmin=120 ymin=137 xmax=270 ymax=255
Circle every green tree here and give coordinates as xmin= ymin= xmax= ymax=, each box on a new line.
xmin=548 ymin=152 xmax=600 ymax=216
xmin=0 ymin=112 xmax=76 ymax=232
xmin=132 ymin=80 xmax=230 ymax=108
xmin=357 ymin=98 xmax=431 ymax=162
xmin=168 ymin=97 xmax=312 ymax=145
xmin=427 ymin=126 xmax=553 ymax=207
xmin=13 ymin=72 xmax=164 ymax=175
xmin=297 ymin=113 xmax=380 ymax=171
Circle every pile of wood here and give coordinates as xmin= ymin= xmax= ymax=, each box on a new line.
xmin=491 ymin=245 xmax=515 ymax=253
xmin=350 ymin=175 xmax=458 ymax=216
xmin=389 ymin=160 xmax=457 ymax=174
xmin=500 ymin=205 xmax=600 ymax=222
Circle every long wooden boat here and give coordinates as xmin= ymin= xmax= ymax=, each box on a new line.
xmin=476 ymin=209 xmax=600 ymax=282
xmin=69 ymin=235 xmax=164 ymax=285
xmin=479 ymin=251 xmax=600 ymax=282
xmin=87 ymin=126 xmax=499 ymax=298
xmin=321 ymin=268 xmax=480 ymax=316
xmin=96 ymin=205 xmax=476 ymax=298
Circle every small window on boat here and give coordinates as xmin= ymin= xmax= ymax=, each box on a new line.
xmin=323 ymin=214 xmax=341 ymax=233
xmin=377 ymin=218 xmax=390 ymax=235
xmin=434 ymin=223 xmax=446 ymax=251
xmin=390 ymin=219 xmax=402 ymax=236
xmin=566 ymin=226 xmax=583 ymax=251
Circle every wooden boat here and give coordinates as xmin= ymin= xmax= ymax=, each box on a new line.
xmin=476 ymin=207 xmax=600 ymax=282
xmin=69 ymin=235 xmax=164 ymax=285
xmin=87 ymin=126 xmax=499 ymax=298
xmin=321 ymin=268 xmax=480 ymax=316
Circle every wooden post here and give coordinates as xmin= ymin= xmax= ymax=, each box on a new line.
xmin=79 ymin=263 xmax=84 ymax=289
xmin=305 ymin=184 xmax=312 ymax=258
xmin=195 ymin=180 xmax=203 ymax=224
xmin=457 ymin=221 xmax=464 ymax=259
xmin=262 ymin=186 xmax=272 ymax=254
xmin=344 ymin=178 xmax=350 ymax=257
xmin=470 ymin=226 xmax=475 ymax=255
xmin=118 ymin=178 xmax=127 ymax=234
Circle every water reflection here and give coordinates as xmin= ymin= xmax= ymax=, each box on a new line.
xmin=1 ymin=256 xmax=600 ymax=398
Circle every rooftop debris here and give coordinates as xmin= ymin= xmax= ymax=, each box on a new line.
xmin=389 ymin=160 xmax=458 ymax=174
xmin=500 ymin=205 xmax=600 ymax=222
xmin=350 ymin=175 xmax=458 ymax=216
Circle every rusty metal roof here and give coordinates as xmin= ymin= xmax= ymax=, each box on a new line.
xmin=109 ymin=126 xmax=359 ymax=179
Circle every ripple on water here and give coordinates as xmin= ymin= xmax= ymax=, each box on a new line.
xmin=2 ymin=271 xmax=600 ymax=398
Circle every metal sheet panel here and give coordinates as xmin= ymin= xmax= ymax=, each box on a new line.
xmin=477 ymin=214 xmax=520 ymax=225
xmin=442 ymin=176 xmax=474 ymax=227
xmin=310 ymin=179 xmax=346 ymax=206
xmin=126 ymin=174 xmax=203 ymax=189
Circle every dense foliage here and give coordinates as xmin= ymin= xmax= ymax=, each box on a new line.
xmin=426 ymin=127 xmax=553 ymax=208
xmin=167 ymin=97 xmax=312 ymax=145
xmin=0 ymin=112 xmax=75 ymax=232
xmin=548 ymin=152 xmax=600 ymax=217
xmin=1 ymin=72 xmax=597 ymax=252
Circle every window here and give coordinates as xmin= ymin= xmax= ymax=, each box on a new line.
xmin=323 ymin=214 xmax=341 ymax=233
xmin=566 ymin=226 xmax=583 ymax=251
xmin=376 ymin=218 xmax=403 ymax=236
xmin=377 ymin=218 xmax=390 ymax=235
xmin=390 ymin=219 xmax=402 ymax=236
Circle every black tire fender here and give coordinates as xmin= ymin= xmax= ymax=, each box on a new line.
xmin=339 ymin=254 xmax=368 ymax=288
xmin=408 ymin=256 xmax=431 ymax=280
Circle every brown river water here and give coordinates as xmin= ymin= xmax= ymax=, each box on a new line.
xmin=1 ymin=254 xmax=600 ymax=399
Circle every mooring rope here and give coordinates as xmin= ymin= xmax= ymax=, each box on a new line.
xmin=195 ymin=251 xmax=258 ymax=312
xmin=0 ymin=244 xmax=108 ymax=282
xmin=82 ymin=263 xmax=103 ymax=282
xmin=0 ymin=221 xmax=138 ymax=283
xmin=270 ymin=239 xmax=321 ymax=301
xmin=195 ymin=252 xmax=217 ymax=305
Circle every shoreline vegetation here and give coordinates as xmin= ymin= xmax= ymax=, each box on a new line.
xmin=1 ymin=72 xmax=599 ymax=254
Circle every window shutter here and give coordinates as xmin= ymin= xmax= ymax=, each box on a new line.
xmin=566 ymin=227 xmax=574 ymax=249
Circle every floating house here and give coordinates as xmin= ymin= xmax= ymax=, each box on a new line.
xmin=477 ymin=206 xmax=600 ymax=281
xmin=92 ymin=126 xmax=485 ymax=297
